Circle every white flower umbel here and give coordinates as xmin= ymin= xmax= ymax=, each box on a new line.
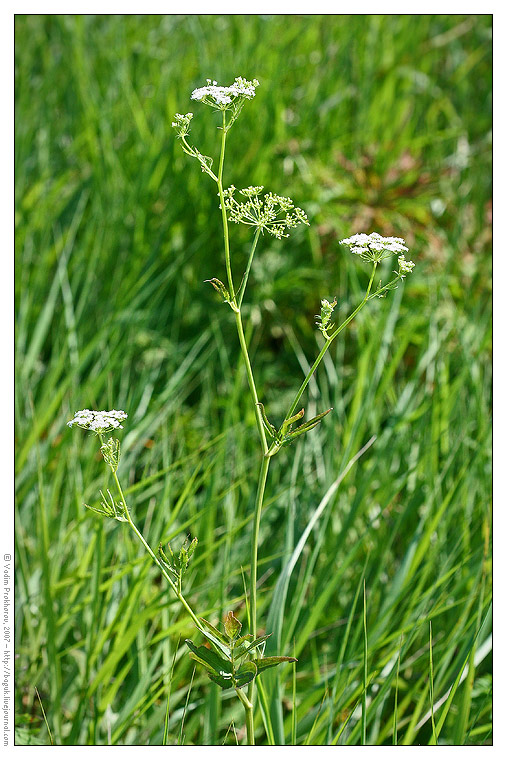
xmin=340 ymin=232 xmax=409 ymax=263
xmin=222 ymin=185 xmax=309 ymax=239
xmin=191 ymin=77 xmax=259 ymax=108
xmin=67 ymin=409 xmax=127 ymax=434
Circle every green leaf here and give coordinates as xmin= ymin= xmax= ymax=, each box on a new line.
xmin=205 ymin=278 xmax=231 ymax=303
xmin=200 ymin=617 xmax=230 ymax=645
xmin=241 ymin=633 xmax=272 ymax=655
xmin=284 ymin=408 xmax=333 ymax=442
xmin=233 ymin=634 xmax=253 ymax=649
xmin=198 ymin=627 xmax=232 ymax=658
xmin=235 ymin=662 xmax=257 ymax=688
xmin=255 ymin=656 xmax=297 ymax=674
xmin=257 ymin=403 xmax=277 ymax=439
xmin=187 ymin=651 xmax=219 ymax=674
xmin=208 ymin=671 xmax=235 ymax=689
xmin=185 ymin=639 xmax=232 ymax=675
xmin=279 ymin=408 xmax=305 ymax=436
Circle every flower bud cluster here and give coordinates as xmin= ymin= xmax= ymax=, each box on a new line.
xmin=171 ymin=112 xmax=193 ymax=138
xmin=67 ymin=409 xmax=127 ymax=434
xmin=222 ymin=185 xmax=309 ymax=239
xmin=397 ymin=254 xmax=416 ymax=275
xmin=316 ymin=297 xmax=337 ymax=338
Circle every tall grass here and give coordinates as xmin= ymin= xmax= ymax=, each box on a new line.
xmin=15 ymin=14 xmax=491 ymax=745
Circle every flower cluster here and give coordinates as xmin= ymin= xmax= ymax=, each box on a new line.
xmin=67 ymin=409 xmax=127 ymax=434
xmin=340 ymin=232 xmax=409 ymax=263
xmin=397 ymin=254 xmax=416 ymax=275
xmin=191 ymin=77 xmax=259 ymax=108
xmin=171 ymin=112 xmax=193 ymax=138
xmin=222 ymin=185 xmax=309 ymax=239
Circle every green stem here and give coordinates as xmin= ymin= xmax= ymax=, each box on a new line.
xmin=111 ymin=470 xmax=202 ymax=630
xmin=237 ymin=228 xmax=261 ymax=308
xmin=284 ymin=263 xmax=377 ymax=422
xmin=235 ymin=687 xmax=255 ymax=745
xmin=234 ymin=310 xmax=269 ymax=453
xmin=366 ymin=272 xmax=401 ymax=300
xmin=214 ymin=118 xmax=268 ymax=453
xmin=249 ymin=455 xmax=271 ymax=641
xmin=246 ymin=454 xmax=271 ymax=712
xmin=217 ymin=114 xmax=236 ymax=304
xmin=179 ymin=135 xmax=218 ymax=182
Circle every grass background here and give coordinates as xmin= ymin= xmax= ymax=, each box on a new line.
xmin=15 ymin=14 xmax=492 ymax=745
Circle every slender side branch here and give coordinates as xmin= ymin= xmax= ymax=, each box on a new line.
xmin=284 ymin=263 xmax=378 ymax=422
xmin=112 ymin=471 xmax=202 ymax=630
xmin=237 ymin=228 xmax=261 ymax=308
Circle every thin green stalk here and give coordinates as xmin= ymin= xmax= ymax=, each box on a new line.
xmin=215 ymin=116 xmax=267 ymax=453
xmin=234 ymin=310 xmax=269 ymax=453
xmin=284 ymin=263 xmax=377 ymax=422
xmin=111 ymin=470 xmax=202 ymax=630
xmin=249 ymin=455 xmax=271 ymax=641
xmin=237 ymin=228 xmax=261 ymax=308
xmin=107 ymin=448 xmax=257 ymax=746
xmin=235 ymin=687 xmax=255 ymax=745
xmin=246 ymin=454 xmax=271 ymax=714
xmin=35 ymin=686 xmax=54 ymax=745
xmin=217 ymin=114 xmax=236 ymax=304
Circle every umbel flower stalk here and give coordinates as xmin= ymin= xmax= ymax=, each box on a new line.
xmin=171 ymin=76 xmax=415 ymax=742
xmin=69 ymin=75 xmax=415 ymax=746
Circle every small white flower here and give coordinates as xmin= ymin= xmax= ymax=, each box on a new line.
xmin=190 ymin=77 xmax=260 ymax=109
xmin=67 ymin=409 xmax=128 ymax=434
xmin=340 ymin=232 xmax=409 ymax=262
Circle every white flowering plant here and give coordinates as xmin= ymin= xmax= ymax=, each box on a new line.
xmin=69 ymin=75 xmax=415 ymax=746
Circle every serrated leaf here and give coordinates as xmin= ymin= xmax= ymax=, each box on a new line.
xmin=235 ymin=661 xmax=257 ymax=688
xmin=255 ymin=656 xmax=297 ymax=674
xmin=187 ymin=537 xmax=198 ymax=559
